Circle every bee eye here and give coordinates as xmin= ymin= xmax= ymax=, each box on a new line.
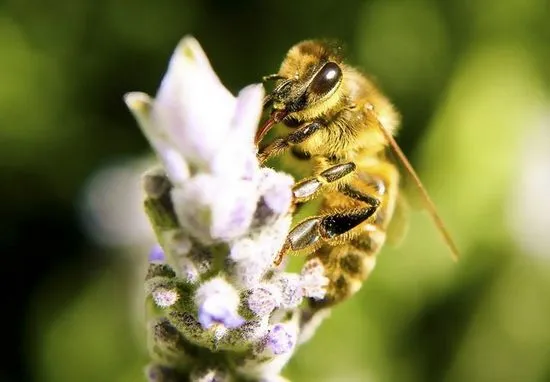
xmin=309 ymin=62 xmax=342 ymax=96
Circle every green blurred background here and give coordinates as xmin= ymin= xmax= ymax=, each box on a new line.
xmin=2 ymin=0 xmax=550 ymax=381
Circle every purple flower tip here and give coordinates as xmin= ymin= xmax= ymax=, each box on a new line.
xmin=263 ymin=186 xmax=292 ymax=216
xmin=198 ymin=299 xmax=245 ymax=330
xmin=265 ymin=324 xmax=295 ymax=355
xmin=149 ymin=244 xmax=165 ymax=262
xmin=260 ymin=172 xmax=293 ymax=216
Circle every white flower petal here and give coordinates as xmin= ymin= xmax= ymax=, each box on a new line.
xmin=231 ymin=84 xmax=265 ymax=144
xmin=209 ymin=181 xmax=258 ymax=240
xmin=209 ymin=84 xmax=264 ymax=179
xmin=171 ymin=175 xmax=260 ymax=244
xmin=124 ymin=92 xmax=190 ymax=184
xmin=153 ymin=36 xmax=237 ymax=171
xmin=209 ymin=140 xmax=259 ymax=180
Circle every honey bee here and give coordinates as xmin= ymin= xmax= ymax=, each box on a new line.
xmin=256 ymin=40 xmax=459 ymax=309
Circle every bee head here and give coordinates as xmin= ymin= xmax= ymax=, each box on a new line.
xmin=265 ymin=61 xmax=343 ymax=114
xmin=256 ymin=41 xmax=345 ymax=144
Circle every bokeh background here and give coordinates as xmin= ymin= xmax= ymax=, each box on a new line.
xmin=2 ymin=0 xmax=550 ymax=381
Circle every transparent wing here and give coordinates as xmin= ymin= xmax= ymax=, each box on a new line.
xmin=367 ymin=107 xmax=460 ymax=261
xmin=386 ymin=192 xmax=411 ymax=247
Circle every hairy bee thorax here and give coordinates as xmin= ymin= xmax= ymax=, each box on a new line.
xmin=271 ymin=41 xmax=400 ymax=159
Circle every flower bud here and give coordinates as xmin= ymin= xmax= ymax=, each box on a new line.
xmin=195 ymin=278 xmax=244 ymax=330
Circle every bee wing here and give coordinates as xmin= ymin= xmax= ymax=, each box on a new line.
xmin=385 ymin=192 xmax=410 ymax=248
xmin=366 ymin=107 xmax=459 ymax=261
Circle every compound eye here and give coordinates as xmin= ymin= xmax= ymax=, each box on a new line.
xmin=308 ymin=62 xmax=342 ymax=97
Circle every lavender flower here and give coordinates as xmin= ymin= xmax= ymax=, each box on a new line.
xmin=195 ymin=278 xmax=245 ymax=329
xmin=261 ymin=324 xmax=297 ymax=356
xmin=151 ymin=287 xmax=179 ymax=308
xmin=149 ymin=244 xmax=165 ymax=263
xmin=125 ymin=36 xmax=333 ymax=381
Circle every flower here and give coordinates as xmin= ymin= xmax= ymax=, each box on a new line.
xmin=195 ymin=278 xmax=245 ymax=329
xmin=125 ymin=38 xmax=263 ymax=185
xmin=262 ymin=324 xmax=297 ymax=356
xmin=243 ymin=285 xmax=281 ymax=318
xmin=149 ymin=244 xmax=165 ymax=263
xmin=125 ymin=35 xmax=332 ymax=381
xmin=300 ymin=258 xmax=329 ymax=300
xmin=151 ymin=287 xmax=179 ymax=308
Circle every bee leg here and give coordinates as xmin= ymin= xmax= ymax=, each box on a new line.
xmin=274 ymin=205 xmax=378 ymax=265
xmin=257 ymin=121 xmax=323 ymax=163
xmin=292 ymin=162 xmax=356 ymax=203
xmin=273 ymin=186 xmax=380 ymax=265
xmin=297 ymin=207 xmax=378 ymax=246
xmin=338 ymin=183 xmax=381 ymax=207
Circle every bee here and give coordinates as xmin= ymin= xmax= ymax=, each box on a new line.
xmin=256 ymin=40 xmax=459 ymax=309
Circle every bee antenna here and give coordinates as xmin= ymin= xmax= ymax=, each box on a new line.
xmin=375 ymin=119 xmax=460 ymax=262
